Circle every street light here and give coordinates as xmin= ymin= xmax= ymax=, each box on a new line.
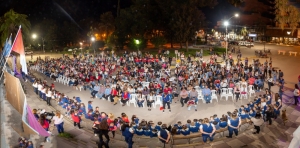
xmin=32 ymin=34 xmax=37 ymax=39
xmin=80 ymin=42 xmax=83 ymax=54
xmin=135 ymin=39 xmax=140 ymax=53
xmin=91 ymin=37 xmax=95 ymax=55
xmin=224 ymin=13 xmax=239 ymax=60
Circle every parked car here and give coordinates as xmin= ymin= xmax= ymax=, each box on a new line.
xmin=238 ymin=41 xmax=245 ymax=46
xmin=25 ymin=50 xmax=33 ymax=54
xmin=68 ymin=49 xmax=73 ymax=51
xmin=245 ymin=42 xmax=254 ymax=47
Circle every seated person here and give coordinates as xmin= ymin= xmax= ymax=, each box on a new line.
xmin=180 ymin=125 xmax=190 ymax=136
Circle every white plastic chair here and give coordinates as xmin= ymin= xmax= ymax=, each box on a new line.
xmin=56 ymin=75 xmax=62 ymax=83
xmin=128 ymin=94 xmax=137 ymax=107
xmin=63 ymin=77 xmax=70 ymax=85
xmin=220 ymin=88 xmax=228 ymax=101
xmin=197 ymin=94 xmax=205 ymax=103
xmin=75 ymin=85 xmax=83 ymax=91
xmin=227 ymin=88 xmax=234 ymax=101
xmin=154 ymin=95 xmax=162 ymax=108
xmin=248 ymin=85 xmax=255 ymax=97
xmin=211 ymin=90 xmax=218 ymax=103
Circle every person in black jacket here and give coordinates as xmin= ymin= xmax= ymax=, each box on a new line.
xmin=98 ymin=119 xmax=110 ymax=148
xmin=264 ymin=105 xmax=274 ymax=125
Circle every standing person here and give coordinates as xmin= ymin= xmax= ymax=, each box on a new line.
xmin=226 ymin=113 xmax=241 ymax=138
xmin=46 ymin=88 xmax=52 ymax=106
xmin=267 ymin=76 xmax=274 ymax=91
xmin=158 ymin=124 xmax=171 ymax=148
xmin=250 ymin=113 xmax=264 ymax=134
xmin=39 ymin=114 xmax=49 ymax=131
xmin=199 ymin=118 xmax=216 ymax=143
xmin=162 ymin=91 xmax=171 ymax=113
xmin=265 ymin=105 xmax=274 ymax=125
xmin=71 ymin=110 xmax=82 ymax=129
xmin=202 ymin=85 xmax=212 ymax=104
xmin=98 ymin=119 xmax=110 ymax=148
xmin=121 ymin=123 xmax=134 ymax=148
xmin=179 ymin=87 xmax=189 ymax=107
xmin=293 ymin=84 xmax=299 ymax=105
xmin=52 ymin=111 xmax=64 ymax=134
xmin=234 ymin=85 xmax=241 ymax=102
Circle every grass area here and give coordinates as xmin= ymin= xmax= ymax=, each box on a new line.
xmin=57 ymin=133 xmax=73 ymax=139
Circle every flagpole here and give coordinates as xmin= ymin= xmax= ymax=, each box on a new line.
xmin=0 ymin=26 xmax=21 ymax=80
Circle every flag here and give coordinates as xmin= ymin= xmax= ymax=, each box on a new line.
xmin=11 ymin=26 xmax=28 ymax=74
xmin=2 ymin=35 xmax=12 ymax=57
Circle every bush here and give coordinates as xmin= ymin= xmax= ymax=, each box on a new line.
xmin=151 ymin=36 xmax=167 ymax=48
xmin=58 ymin=133 xmax=73 ymax=139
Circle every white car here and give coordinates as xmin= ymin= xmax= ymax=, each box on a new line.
xmin=68 ymin=49 xmax=73 ymax=51
xmin=245 ymin=42 xmax=254 ymax=47
xmin=25 ymin=50 xmax=33 ymax=54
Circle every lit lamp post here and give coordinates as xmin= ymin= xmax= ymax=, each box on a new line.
xmin=32 ymin=34 xmax=44 ymax=52
xmin=135 ymin=39 xmax=140 ymax=53
xmin=91 ymin=37 xmax=95 ymax=55
xmin=80 ymin=42 xmax=83 ymax=54
xmin=223 ymin=13 xmax=239 ymax=59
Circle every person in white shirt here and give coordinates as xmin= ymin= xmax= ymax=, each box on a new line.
xmin=37 ymin=82 xmax=43 ymax=99
xmin=52 ymin=111 xmax=64 ymax=134
xmin=32 ymin=81 xmax=38 ymax=95
xmin=46 ymin=88 xmax=52 ymax=106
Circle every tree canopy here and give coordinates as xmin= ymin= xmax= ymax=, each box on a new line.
xmin=0 ymin=9 xmax=31 ymax=46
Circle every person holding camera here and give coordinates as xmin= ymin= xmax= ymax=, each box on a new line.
xmin=158 ymin=124 xmax=170 ymax=148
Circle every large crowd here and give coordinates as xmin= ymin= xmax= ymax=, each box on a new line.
xmin=25 ymin=49 xmax=300 ymax=148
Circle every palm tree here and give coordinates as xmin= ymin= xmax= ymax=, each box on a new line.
xmin=0 ymin=9 xmax=31 ymax=46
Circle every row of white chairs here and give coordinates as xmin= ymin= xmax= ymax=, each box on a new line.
xmin=95 ymin=93 xmax=163 ymax=108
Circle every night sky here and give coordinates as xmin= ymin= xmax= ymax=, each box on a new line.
xmin=0 ymin=0 xmax=132 ymax=25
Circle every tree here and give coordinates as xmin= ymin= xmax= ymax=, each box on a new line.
xmin=240 ymin=27 xmax=248 ymax=38
xmin=32 ymin=19 xmax=58 ymax=50
xmin=0 ymin=9 xmax=31 ymax=46
xmin=151 ymin=36 xmax=167 ymax=48
xmin=171 ymin=2 xmax=206 ymax=51
xmin=99 ymin=12 xmax=115 ymax=40
xmin=227 ymin=0 xmax=244 ymax=7
xmin=274 ymin=0 xmax=300 ymax=33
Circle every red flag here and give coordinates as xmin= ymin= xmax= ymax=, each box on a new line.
xmin=11 ymin=26 xmax=27 ymax=74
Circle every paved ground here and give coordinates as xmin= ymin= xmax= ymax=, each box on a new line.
xmin=17 ymin=43 xmax=300 ymax=147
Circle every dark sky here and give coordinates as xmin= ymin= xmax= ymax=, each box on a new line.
xmin=0 ymin=0 xmax=238 ymax=28
xmin=0 ymin=0 xmax=132 ymax=25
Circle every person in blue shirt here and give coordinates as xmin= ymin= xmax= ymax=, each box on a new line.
xmin=88 ymin=101 xmax=93 ymax=112
xmin=189 ymin=122 xmax=199 ymax=133
xmin=158 ymin=124 xmax=171 ymax=147
xmin=170 ymin=126 xmax=181 ymax=135
xmin=135 ymin=126 xmax=144 ymax=136
xmin=162 ymin=92 xmax=171 ymax=113
xmin=219 ymin=118 xmax=228 ymax=128
xmin=240 ymin=110 xmax=250 ymax=120
xmin=226 ymin=113 xmax=241 ymax=138
xmin=213 ymin=114 xmax=220 ymax=123
xmin=155 ymin=121 xmax=163 ymax=131
xmin=121 ymin=123 xmax=135 ymax=148
xmin=91 ymin=83 xmax=100 ymax=98
xmin=254 ymin=78 xmax=263 ymax=91
xmin=180 ymin=125 xmax=190 ymax=136
xmin=249 ymin=109 xmax=256 ymax=118
xmin=143 ymin=126 xmax=152 ymax=137
xmin=200 ymin=118 xmax=216 ymax=143
xmin=202 ymin=85 xmax=212 ymax=104
xmin=150 ymin=129 xmax=158 ymax=138
xmin=244 ymin=104 xmax=250 ymax=112
xmin=173 ymin=121 xmax=182 ymax=130
xmin=103 ymin=85 xmax=112 ymax=101
xmin=212 ymin=121 xmax=220 ymax=130
xmin=194 ymin=119 xmax=201 ymax=129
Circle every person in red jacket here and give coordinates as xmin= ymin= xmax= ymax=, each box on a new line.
xmin=71 ymin=110 xmax=82 ymax=129
xmin=39 ymin=114 xmax=49 ymax=131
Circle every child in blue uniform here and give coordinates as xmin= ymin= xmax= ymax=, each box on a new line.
xmin=180 ymin=125 xmax=190 ymax=136
xmin=219 ymin=118 xmax=228 ymax=128
xmin=135 ymin=126 xmax=144 ymax=136
xmin=189 ymin=122 xmax=199 ymax=133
